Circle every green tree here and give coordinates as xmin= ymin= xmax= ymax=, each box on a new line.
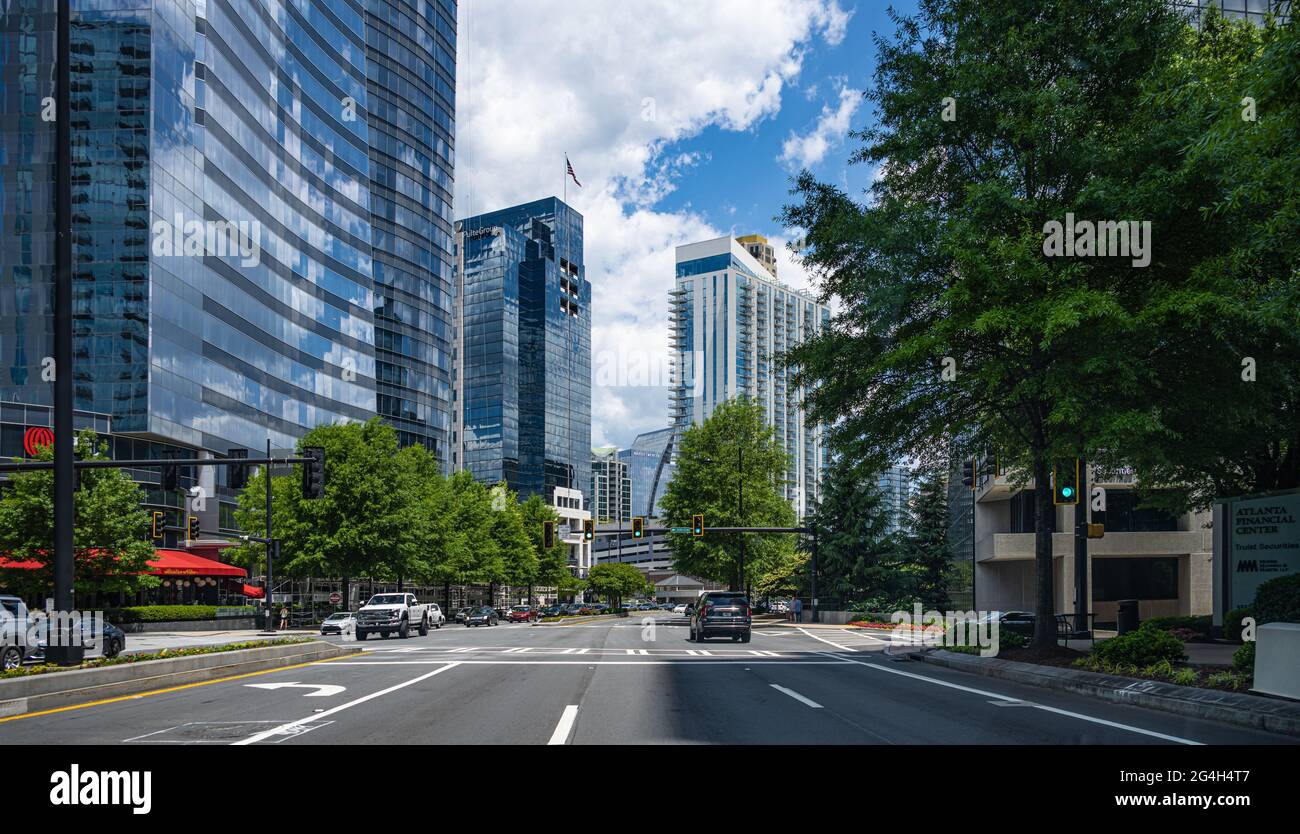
xmin=520 ymin=494 xmax=569 ymax=602
xmin=660 ymin=397 xmax=795 ymax=591
xmin=782 ymin=0 xmax=1192 ymax=647
xmin=587 ymin=562 xmax=650 ymax=608
xmin=810 ymin=453 xmax=900 ymax=607
xmin=231 ymin=419 xmax=428 ymax=607
xmin=898 ymin=462 xmax=953 ymax=609
xmin=489 ymin=482 xmax=537 ymax=600
xmin=0 ymin=428 xmax=157 ymax=601
xmin=753 ymin=549 xmax=809 ymax=601
xmin=1090 ymin=11 xmax=1300 ymax=511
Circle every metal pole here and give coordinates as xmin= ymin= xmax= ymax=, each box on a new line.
xmin=810 ymin=527 xmax=819 ymax=623
xmin=1074 ymin=457 xmax=1088 ymax=634
xmin=971 ymin=478 xmax=977 ymax=612
xmin=265 ymin=438 xmax=275 ymax=633
xmin=49 ymin=0 xmax=81 ymax=666
xmin=737 ymin=443 xmax=744 ymax=593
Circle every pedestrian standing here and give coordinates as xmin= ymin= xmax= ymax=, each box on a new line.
xmin=279 ymin=605 xmax=289 ymax=630
xmin=792 ymin=597 xmax=802 ymax=624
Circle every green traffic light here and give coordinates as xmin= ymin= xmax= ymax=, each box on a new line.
xmin=1062 ymin=486 xmax=1074 ymax=498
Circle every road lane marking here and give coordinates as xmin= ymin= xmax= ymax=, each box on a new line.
xmin=576 ymin=648 xmax=590 ymax=654
xmin=548 ymin=705 xmax=579 ymax=745
xmin=797 ymin=628 xmax=857 ymax=652
xmin=770 ymin=684 xmax=823 ymax=709
xmin=833 ymin=655 xmax=1202 ymax=745
xmin=0 ymin=654 xmax=354 ymax=725
xmin=326 ymin=659 xmax=850 ymax=665
xmin=244 ymin=682 xmax=345 ymax=697
xmin=232 ymin=662 xmax=461 ymax=746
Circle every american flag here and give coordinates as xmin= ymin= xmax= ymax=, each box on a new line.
xmin=566 ymin=155 xmax=581 ymax=188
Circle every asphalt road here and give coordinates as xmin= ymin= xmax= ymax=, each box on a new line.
xmin=0 ymin=614 xmax=1291 ymax=745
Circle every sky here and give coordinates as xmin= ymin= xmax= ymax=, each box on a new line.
xmin=455 ymin=0 xmax=918 ymax=449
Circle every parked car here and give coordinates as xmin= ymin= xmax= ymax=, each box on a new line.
xmin=427 ymin=603 xmax=446 ymax=628
xmin=564 ymin=603 xmax=585 ymax=615
xmin=319 ymin=611 xmax=356 ymax=636
xmin=672 ymin=604 xmax=688 ymax=615
xmin=465 ymin=606 xmax=498 ymax=627
xmin=22 ymin=616 xmax=125 ymax=662
xmin=689 ymin=591 xmax=752 ymax=643
xmin=455 ymin=607 xmax=475 ymax=624
xmin=1 ymin=595 xmax=30 ymax=670
xmin=508 ymin=605 xmax=536 ymax=623
xmin=354 ymin=593 xmax=435 ymax=640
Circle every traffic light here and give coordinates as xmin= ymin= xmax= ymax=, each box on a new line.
xmin=228 ymin=447 xmax=249 ymax=490
xmin=1053 ymin=459 xmax=1080 ymax=505
xmin=632 ymin=517 xmax=644 ymax=538
xmin=543 ymin=520 xmax=556 ymax=549
xmin=150 ymin=511 xmax=164 ymax=540
xmin=187 ymin=515 xmax=200 ymax=541
xmin=960 ymin=459 xmax=975 ymax=489
xmin=692 ymin=514 xmax=704 ymax=537
xmin=582 ymin=519 xmax=595 ymax=541
xmin=301 ymin=446 xmax=325 ymax=499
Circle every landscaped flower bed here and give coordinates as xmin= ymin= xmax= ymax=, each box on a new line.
xmin=1 ymin=637 xmax=313 ymax=679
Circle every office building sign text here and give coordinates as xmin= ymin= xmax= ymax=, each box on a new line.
xmin=1229 ymin=493 xmax=1300 ymax=609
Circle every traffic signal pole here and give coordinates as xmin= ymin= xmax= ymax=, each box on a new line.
xmin=265 ymin=438 xmax=275 ymax=633
xmin=1074 ymin=457 xmax=1088 ymax=635
xmin=48 ymin=0 xmax=80 ymax=666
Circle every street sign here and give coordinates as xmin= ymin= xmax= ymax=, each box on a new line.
xmin=670 ymin=527 xmax=690 ymax=533
xmin=329 ymin=592 xmax=342 ymax=605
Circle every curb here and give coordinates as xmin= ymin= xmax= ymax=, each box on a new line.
xmin=919 ymin=649 xmax=1300 ymax=738
xmin=0 ymin=640 xmax=360 ymax=719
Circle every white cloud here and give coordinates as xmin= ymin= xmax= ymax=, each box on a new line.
xmin=778 ymin=84 xmax=863 ymax=171
xmin=457 ymin=0 xmax=850 ymax=448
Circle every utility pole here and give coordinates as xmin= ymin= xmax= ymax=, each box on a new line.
xmin=48 ymin=0 xmax=81 ymax=666
xmin=1074 ymin=457 xmax=1089 ymax=635
xmin=264 ymin=438 xmax=275 ymax=633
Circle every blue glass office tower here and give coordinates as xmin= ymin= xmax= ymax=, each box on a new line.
xmin=619 ymin=427 xmax=675 ymax=518
xmin=364 ymin=0 xmax=457 ymax=460
xmin=455 ymin=198 xmax=591 ymax=503
xmin=0 ymin=0 xmax=457 ymax=526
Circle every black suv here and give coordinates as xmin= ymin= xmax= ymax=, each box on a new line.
xmin=689 ymin=592 xmax=751 ymax=643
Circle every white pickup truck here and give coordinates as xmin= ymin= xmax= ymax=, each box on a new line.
xmin=354 ymin=593 xmax=438 ymax=640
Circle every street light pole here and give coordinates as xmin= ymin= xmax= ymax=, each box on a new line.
xmin=48 ymin=0 xmax=81 ymax=666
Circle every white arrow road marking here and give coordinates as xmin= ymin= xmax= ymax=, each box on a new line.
xmin=244 ymin=682 xmax=346 ymax=697
xmin=548 ymin=704 xmax=579 ymax=745
xmin=233 ymin=663 xmax=460 ymax=745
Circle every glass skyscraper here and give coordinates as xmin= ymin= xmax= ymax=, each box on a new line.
xmin=619 ymin=426 xmax=675 ymax=518
xmin=365 ymin=0 xmax=457 ymax=460
xmin=454 ymin=197 xmax=591 ymax=504
xmin=1 ymin=0 xmax=456 ymax=523
xmin=670 ymin=235 xmax=829 ymax=517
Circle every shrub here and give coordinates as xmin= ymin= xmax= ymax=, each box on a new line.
xmin=1140 ymin=615 xmax=1212 ymax=638
xmin=1232 ymin=641 xmax=1255 ymax=674
xmin=1253 ymin=574 xmax=1300 ymax=626
xmin=1092 ymin=627 xmax=1186 ymax=668
xmin=1171 ymin=667 xmax=1199 ymax=687
xmin=1141 ymin=659 xmax=1176 ymax=681
xmin=1224 ymin=606 xmax=1254 ymax=643
xmin=107 ymin=605 xmax=220 ymax=623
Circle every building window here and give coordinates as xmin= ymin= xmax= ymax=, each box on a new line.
xmin=1093 ymin=557 xmax=1179 ymax=601
xmin=1009 ymin=490 xmax=1054 ymax=534
xmin=1102 ymin=491 xmax=1180 ymax=532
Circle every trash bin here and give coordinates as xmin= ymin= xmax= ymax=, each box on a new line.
xmin=1117 ymin=599 xmax=1139 ymax=635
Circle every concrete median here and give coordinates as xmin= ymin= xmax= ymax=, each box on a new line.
xmin=0 ymin=639 xmax=360 ymax=719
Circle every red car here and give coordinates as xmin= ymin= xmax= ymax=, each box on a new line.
xmin=507 ymin=605 xmax=537 ymax=623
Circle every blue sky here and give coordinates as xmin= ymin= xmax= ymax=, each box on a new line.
xmin=457 ymin=1 xmax=919 ymax=449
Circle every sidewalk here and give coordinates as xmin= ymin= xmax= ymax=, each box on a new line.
xmin=122 ymin=629 xmax=319 ymax=655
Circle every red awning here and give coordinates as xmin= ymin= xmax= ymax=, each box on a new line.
xmin=147 ymin=549 xmax=246 ymax=578
xmin=0 ymin=549 xmax=246 ymax=578
xmin=242 ymin=584 xmax=265 ymax=599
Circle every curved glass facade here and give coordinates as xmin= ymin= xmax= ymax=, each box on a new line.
xmin=365 ymin=0 xmax=456 ymax=459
